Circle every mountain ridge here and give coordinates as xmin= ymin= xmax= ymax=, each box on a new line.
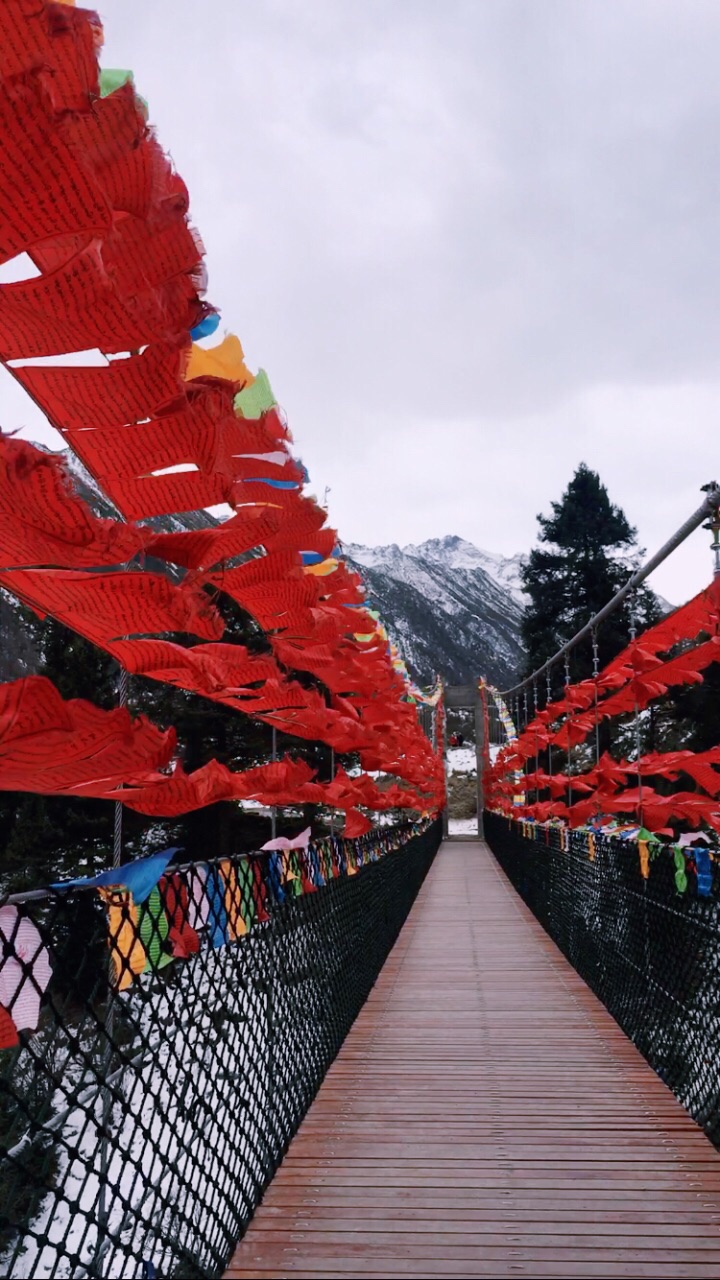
xmin=344 ymin=535 xmax=526 ymax=688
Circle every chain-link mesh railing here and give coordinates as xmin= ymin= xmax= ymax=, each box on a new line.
xmin=0 ymin=819 xmax=441 ymax=1279
xmin=485 ymin=811 xmax=720 ymax=1145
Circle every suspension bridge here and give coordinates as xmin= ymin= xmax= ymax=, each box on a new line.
xmin=226 ymin=839 xmax=720 ymax=1279
xmin=3 ymin=5 xmax=720 ymax=1278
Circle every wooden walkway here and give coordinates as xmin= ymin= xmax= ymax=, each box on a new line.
xmin=226 ymin=840 xmax=720 ymax=1278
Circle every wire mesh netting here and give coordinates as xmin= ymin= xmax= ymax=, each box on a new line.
xmin=0 ymin=819 xmax=442 ymax=1279
xmin=485 ymin=810 xmax=720 ymax=1146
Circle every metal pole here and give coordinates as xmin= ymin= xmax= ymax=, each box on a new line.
xmin=564 ymin=652 xmax=572 ymax=813
xmin=591 ymin=626 xmax=601 ymax=767
xmin=709 ymin=499 xmax=720 ymax=577
xmin=522 ymin=688 xmax=529 ymax=793
xmin=112 ymin=667 xmax=129 ymax=871
xmin=533 ymin=679 xmax=539 ymax=801
xmin=442 ymin=694 xmax=449 ymax=839
xmin=271 ymin=725 xmax=277 ymax=841
xmin=629 ymin=609 xmax=644 ymax=825
xmin=329 ymin=746 xmax=335 ymax=836
xmin=94 ymin=661 xmax=129 ymax=1277
xmin=475 ymin=683 xmax=486 ymax=840
xmin=546 ymin=667 xmax=553 ymax=781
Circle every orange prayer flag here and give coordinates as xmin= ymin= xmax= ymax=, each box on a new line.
xmin=638 ymin=839 xmax=651 ymax=880
xmin=184 ymin=334 xmax=255 ymax=387
xmin=220 ymin=860 xmax=248 ymax=939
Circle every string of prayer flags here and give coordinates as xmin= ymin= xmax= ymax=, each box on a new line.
xmin=0 ymin=0 xmax=445 ymax=826
xmin=0 ymin=677 xmax=176 ymax=796
xmin=88 ymin=821 xmax=432 ymax=989
xmin=487 ymin=577 xmax=720 ymax=837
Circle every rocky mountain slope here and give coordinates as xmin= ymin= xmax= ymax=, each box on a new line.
xmin=345 ymin=536 xmax=525 ymax=688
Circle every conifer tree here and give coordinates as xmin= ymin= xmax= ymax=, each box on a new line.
xmin=521 ymin=464 xmax=660 ymax=687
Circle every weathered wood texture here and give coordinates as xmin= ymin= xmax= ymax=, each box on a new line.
xmin=225 ymin=840 xmax=720 ymax=1278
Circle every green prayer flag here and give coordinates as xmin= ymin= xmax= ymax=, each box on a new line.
xmin=236 ymin=861 xmax=256 ymax=925
xmin=234 ymin=369 xmax=275 ymax=418
xmin=99 ymin=68 xmax=148 ymax=117
xmin=672 ymin=847 xmax=688 ymax=894
xmin=288 ymin=852 xmax=303 ymax=897
xmin=100 ymin=68 xmax=134 ymax=96
xmin=138 ymin=888 xmax=173 ymax=972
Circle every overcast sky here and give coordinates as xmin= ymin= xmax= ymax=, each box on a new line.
xmin=4 ymin=0 xmax=720 ymax=603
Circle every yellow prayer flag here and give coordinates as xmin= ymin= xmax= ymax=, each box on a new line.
xmin=99 ymin=889 xmax=146 ymax=991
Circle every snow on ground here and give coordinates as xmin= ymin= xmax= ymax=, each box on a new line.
xmin=5 ymin=946 xmax=275 ymax=1279
xmin=446 ymin=745 xmax=505 ymax=775
xmin=447 ymin=747 xmax=476 ymax=775
xmin=448 ymin=818 xmax=478 ymax=837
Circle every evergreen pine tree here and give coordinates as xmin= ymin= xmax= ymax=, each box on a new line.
xmin=663 ymin=657 xmax=720 ymax=753
xmin=521 ymin=464 xmax=660 ymax=688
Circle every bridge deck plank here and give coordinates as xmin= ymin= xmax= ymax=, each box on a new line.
xmin=225 ymin=840 xmax=720 ymax=1278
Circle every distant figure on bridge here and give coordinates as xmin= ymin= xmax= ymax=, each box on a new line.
xmin=457 ymin=733 xmax=464 ymax=747
xmin=449 ymin=733 xmax=458 ymax=747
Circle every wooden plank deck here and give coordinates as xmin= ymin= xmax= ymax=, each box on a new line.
xmin=225 ymin=840 xmax=720 ymax=1278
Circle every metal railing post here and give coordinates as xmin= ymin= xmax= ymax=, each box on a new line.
xmin=475 ymin=684 xmax=486 ymax=840
xmin=442 ymin=695 xmax=449 ymax=839
xmin=93 ymin=662 xmax=129 ymax=1278
xmin=271 ymin=725 xmax=277 ymax=841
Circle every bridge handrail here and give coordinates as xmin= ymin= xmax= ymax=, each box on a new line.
xmin=486 ymin=811 xmax=720 ymax=1151
xmin=0 ymin=819 xmax=442 ymax=1280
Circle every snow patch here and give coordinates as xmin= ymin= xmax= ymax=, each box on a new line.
xmin=448 ymin=817 xmax=479 ymax=836
xmin=447 ymin=747 xmax=476 ymax=775
xmin=346 ymin=535 xmax=527 ymax=604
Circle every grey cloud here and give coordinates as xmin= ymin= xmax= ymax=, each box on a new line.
xmin=2 ymin=0 xmax=718 ymax=606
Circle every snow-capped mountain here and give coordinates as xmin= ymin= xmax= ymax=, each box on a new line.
xmin=400 ymin=538 xmax=526 ymax=604
xmin=344 ymin=536 xmax=525 ymax=688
